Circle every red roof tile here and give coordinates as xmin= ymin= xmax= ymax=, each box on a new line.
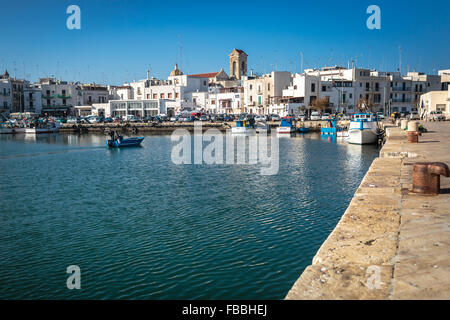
xmin=188 ymin=72 xmax=219 ymax=78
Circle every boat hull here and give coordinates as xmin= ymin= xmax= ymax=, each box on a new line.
xmin=0 ymin=128 xmax=14 ymax=134
xmin=231 ymin=127 xmax=255 ymax=134
xmin=348 ymin=129 xmax=378 ymax=145
xmin=106 ymin=137 xmax=145 ymax=148
xmin=276 ymin=127 xmax=296 ymax=134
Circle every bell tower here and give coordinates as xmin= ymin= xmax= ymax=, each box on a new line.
xmin=229 ymin=49 xmax=248 ymax=80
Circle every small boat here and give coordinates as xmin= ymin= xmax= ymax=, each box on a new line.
xmin=255 ymin=121 xmax=271 ymax=134
xmin=0 ymin=123 xmax=14 ymax=134
xmin=106 ymin=131 xmax=144 ymax=148
xmin=320 ymin=119 xmax=344 ymax=135
xmin=13 ymin=120 xmax=61 ymax=134
xmin=231 ymin=120 xmax=256 ymax=134
xmin=348 ymin=113 xmax=379 ymax=145
xmin=277 ymin=118 xmax=296 ymax=134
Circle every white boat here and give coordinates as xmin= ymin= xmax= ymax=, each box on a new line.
xmin=348 ymin=113 xmax=379 ymax=145
xmin=231 ymin=120 xmax=255 ymax=134
xmin=15 ymin=121 xmax=61 ymax=134
xmin=276 ymin=118 xmax=296 ymax=134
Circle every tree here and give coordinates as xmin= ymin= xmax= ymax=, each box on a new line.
xmin=312 ymin=97 xmax=330 ymax=112
xmin=356 ymin=98 xmax=376 ymax=113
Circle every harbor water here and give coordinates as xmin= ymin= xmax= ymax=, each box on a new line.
xmin=0 ymin=133 xmax=378 ymax=299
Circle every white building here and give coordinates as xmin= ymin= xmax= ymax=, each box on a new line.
xmin=123 ymin=65 xmax=210 ymax=115
xmin=244 ymin=71 xmax=291 ymax=115
xmin=419 ymin=87 xmax=450 ymax=119
xmin=23 ymin=84 xmax=43 ymax=115
xmin=0 ymin=75 xmax=12 ymax=116
xmin=108 ymin=99 xmax=169 ymax=118
xmin=82 ymin=84 xmax=109 ymax=105
xmin=208 ymin=87 xmax=244 ymax=114
xmin=39 ymin=78 xmax=83 ymax=116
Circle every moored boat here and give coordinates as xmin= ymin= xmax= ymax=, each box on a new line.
xmin=276 ymin=118 xmax=296 ymax=134
xmin=348 ymin=113 xmax=379 ymax=145
xmin=231 ymin=119 xmax=256 ymax=134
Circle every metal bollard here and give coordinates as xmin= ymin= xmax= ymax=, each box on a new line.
xmin=412 ymin=162 xmax=450 ymax=194
xmin=408 ymin=131 xmax=419 ymax=143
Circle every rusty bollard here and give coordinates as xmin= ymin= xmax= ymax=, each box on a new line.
xmin=408 ymin=131 xmax=419 ymax=143
xmin=412 ymin=162 xmax=450 ymax=194
xmin=407 ymin=121 xmax=419 ymax=143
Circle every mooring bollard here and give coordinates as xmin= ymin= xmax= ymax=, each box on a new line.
xmin=412 ymin=162 xmax=450 ymax=194
xmin=407 ymin=121 xmax=420 ymax=143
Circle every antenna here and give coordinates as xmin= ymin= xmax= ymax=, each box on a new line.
xmin=398 ymin=45 xmax=402 ymax=75
xmin=300 ymin=52 xmax=303 ymax=73
xmin=178 ymin=34 xmax=183 ymax=71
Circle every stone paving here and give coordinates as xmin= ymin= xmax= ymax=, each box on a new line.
xmin=286 ymin=121 xmax=450 ymax=300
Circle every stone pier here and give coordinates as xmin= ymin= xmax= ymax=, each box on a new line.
xmin=286 ymin=121 xmax=450 ymax=300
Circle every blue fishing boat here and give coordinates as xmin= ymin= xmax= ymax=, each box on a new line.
xmin=277 ymin=118 xmax=296 ymax=134
xmin=106 ymin=131 xmax=144 ymax=148
xmin=320 ymin=119 xmax=344 ymax=135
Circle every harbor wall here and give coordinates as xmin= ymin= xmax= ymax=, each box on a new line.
xmin=60 ymin=120 xmax=334 ymax=133
xmin=285 ymin=122 xmax=450 ymax=299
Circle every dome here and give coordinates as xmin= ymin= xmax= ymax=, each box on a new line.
xmin=170 ymin=64 xmax=183 ymax=77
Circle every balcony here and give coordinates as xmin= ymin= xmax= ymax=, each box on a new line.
xmin=57 ymin=94 xmax=71 ymax=99
xmin=391 ymin=99 xmax=411 ymax=103
xmin=391 ymin=87 xmax=411 ymax=92
xmin=42 ymin=94 xmax=55 ymax=99
xmin=1 ymin=91 xmax=10 ymax=96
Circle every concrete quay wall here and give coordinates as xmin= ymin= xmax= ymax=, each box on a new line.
xmin=286 ymin=122 xmax=450 ymax=300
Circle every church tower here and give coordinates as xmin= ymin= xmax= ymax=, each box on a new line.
xmin=229 ymin=49 xmax=248 ymax=80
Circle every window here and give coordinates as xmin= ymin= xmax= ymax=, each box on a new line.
xmin=294 ymin=85 xmax=297 ymax=90
xmin=250 ymin=96 xmax=253 ymax=102
xmin=160 ymin=93 xmax=165 ymax=99
xmin=360 ymin=83 xmax=362 ymax=87
xmin=268 ymin=84 xmax=271 ymax=91
xmin=322 ymin=85 xmax=326 ymax=92
xmin=153 ymin=94 xmax=157 ymax=99
xmin=168 ymin=93 xmax=172 ymax=99
xmin=311 ymin=83 xmax=315 ymax=92
xmin=212 ymin=100 xmax=216 ymax=105
xmin=366 ymin=82 xmax=370 ymax=91
xmin=62 ymin=89 xmax=66 ymax=95
xmin=203 ymin=81 xmax=207 ymax=86
xmin=249 ymin=85 xmax=253 ymax=90
xmin=349 ymin=93 xmax=353 ymax=99
xmin=63 ymin=99 xmax=66 ymax=105
xmin=175 ymin=93 xmax=179 ymax=99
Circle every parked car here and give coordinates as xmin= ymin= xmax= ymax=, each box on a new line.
xmin=271 ymin=114 xmax=281 ymax=121
xmin=310 ymin=112 xmax=320 ymax=121
xmin=104 ymin=117 xmax=113 ymax=123
xmin=158 ymin=114 xmax=169 ymax=121
xmin=376 ymin=112 xmax=385 ymax=120
xmin=254 ymin=115 xmax=266 ymax=122
xmin=407 ymin=112 xmax=419 ymax=120
xmin=298 ymin=113 xmax=307 ymax=121
xmin=200 ymin=115 xmax=209 ymax=121
xmin=429 ymin=111 xmax=445 ymax=121
xmin=67 ymin=117 xmax=81 ymax=124
xmin=321 ymin=113 xmax=331 ymax=121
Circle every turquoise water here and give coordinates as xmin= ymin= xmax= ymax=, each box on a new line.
xmin=0 ymin=133 xmax=378 ymax=299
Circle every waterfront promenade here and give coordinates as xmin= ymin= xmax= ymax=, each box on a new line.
xmin=286 ymin=121 xmax=450 ymax=299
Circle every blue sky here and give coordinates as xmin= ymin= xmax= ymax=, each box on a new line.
xmin=1 ymin=0 xmax=449 ymax=84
